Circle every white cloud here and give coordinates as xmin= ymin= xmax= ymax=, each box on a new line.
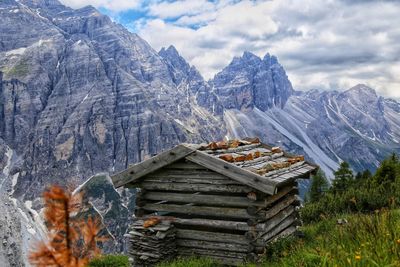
xmin=59 ymin=0 xmax=400 ymax=98
xmin=134 ymin=0 xmax=400 ymax=98
xmin=148 ymin=0 xmax=216 ymax=19
xmin=59 ymin=0 xmax=141 ymax=12
xmin=138 ymin=1 xmax=279 ymax=79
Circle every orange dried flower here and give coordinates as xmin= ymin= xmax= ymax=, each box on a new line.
xmin=143 ymin=217 xmax=161 ymax=228
xmin=219 ymin=154 xmax=234 ymax=162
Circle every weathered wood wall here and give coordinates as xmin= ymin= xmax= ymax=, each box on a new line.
xmin=128 ymin=159 xmax=301 ymax=266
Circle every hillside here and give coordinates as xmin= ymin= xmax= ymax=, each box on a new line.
xmin=157 ymin=210 xmax=400 ymax=267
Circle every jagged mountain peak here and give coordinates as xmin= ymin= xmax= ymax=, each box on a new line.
xmin=159 ymin=45 xmax=179 ymax=56
xmin=159 ymin=45 xmax=190 ymax=71
xmin=212 ymin=50 xmax=293 ymax=111
xmin=18 ymin=0 xmax=64 ymax=6
xmin=242 ymin=50 xmax=261 ymax=61
xmin=344 ymin=84 xmax=377 ymax=97
xmin=263 ymin=53 xmax=279 ymax=66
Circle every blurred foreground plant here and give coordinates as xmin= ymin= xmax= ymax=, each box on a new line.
xmin=29 ymin=185 xmax=107 ymax=267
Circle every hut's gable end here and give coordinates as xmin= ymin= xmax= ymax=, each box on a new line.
xmin=131 ymin=158 xmax=257 ymax=196
xmin=112 ymin=144 xmax=196 ymax=188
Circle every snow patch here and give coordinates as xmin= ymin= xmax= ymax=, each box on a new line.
xmin=256 ymin=108 xmax=339 ymax=178
xmin=174 ymin=119 xmax=195 ymax=134
xmin=224 ymin=109 xmax=248 ymax=138
xmin=5 ymin=47 xmax=26 ymax=57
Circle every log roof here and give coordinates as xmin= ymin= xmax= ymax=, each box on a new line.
xmin=111 ymin=138 xmax=318 ymax=195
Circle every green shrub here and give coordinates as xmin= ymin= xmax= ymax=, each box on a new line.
xmin=88 ymin=255 xmax=130 ymax=267
xmin=156 ymin=257 xmax=222 ymax=267
xmin=302 ymin=154 xmax=400 ymax=223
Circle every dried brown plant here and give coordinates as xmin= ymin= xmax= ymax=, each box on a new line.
xmin=29 ymin=185 xmax=106 ymax=267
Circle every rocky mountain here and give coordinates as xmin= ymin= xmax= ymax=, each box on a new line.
xmin=211 ymin=51 xmax=293 ymax=111
xmin=0 ymin=1 xmax=225 ymax=264
xmin=0 ymin=0 xmax=224 ymax=202
xmin=1 ymin=0 xmax=400 ymax=266
xmin=221 ymin=69 xmax=400 ymax=176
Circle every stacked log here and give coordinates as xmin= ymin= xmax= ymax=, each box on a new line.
xmin=127 ymin=218 xmax=177 ymax=266
xmin=244 ymin=185 xmax=301 ymax=254
xmin=128 ymin=161 xmax=303 ymax=266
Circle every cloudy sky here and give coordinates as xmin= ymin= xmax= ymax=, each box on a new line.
xmin=59 ymin=0 xmax=400 ymax=98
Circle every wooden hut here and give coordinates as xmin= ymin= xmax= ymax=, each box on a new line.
xmin=111 ymin=138 xmax=318 ymax=266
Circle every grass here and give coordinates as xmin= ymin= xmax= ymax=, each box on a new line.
xmin=88 ymin=255 xmax=130 ymax=267
xmin=157 ymin=257 xmax=223 ymax=267
xmin=158 ymin=209 xmax=400 ymax=267
xmin=6 ymin=60 xmax=29 ymax=77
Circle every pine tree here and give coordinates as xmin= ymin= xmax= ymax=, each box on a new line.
xmin=332 ymin=161 xmax=354 ymax=193
xmin=29 ymin=185 xmax=107 ymax=267
xmin=374 ymin=153 xmax=399 ymax=184
xmin=308 ymin=170 xmax=329 ymax=202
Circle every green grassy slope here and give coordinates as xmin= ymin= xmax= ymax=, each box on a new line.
xmin=158 ymin=210 xmax=400 ymax=267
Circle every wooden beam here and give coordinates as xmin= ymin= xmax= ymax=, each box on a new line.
xmin=269 ymin=225 xmax=297 ymax=243
xmin=265 ymin=185 xmax=297 ymax=207
xmin=144 ymin=176 xmax=242 ymax=185
xmin=164 ymin=161 xmax=208 ymax=170
xmin=136 ymin=181 xmax=253 ymax=193
xmin=186 ymin=151 xmax=278 ymax=195
xmin=176 ymin=229 xmax=249 ymax=245
xmin=143 ymin=192 xmax=268 ymax=208
xmin=142 ymin=203 xmax=252 ymax=219
xmin=246 ymin=194 xmax=299 ymax=225
xmin=111 ymin=144 xmax=196 ymax=188
xmin=257 ymin=205 xmax=296 ymax=234
xmin=262 ymin=194 xmax=299 ymax=220
xmin=147 ymin=169 xmax=231 ymax=179
xmin=173 ymin=218 xmax=251 ymax=231
xmin=261 ymin=214 xmax=299 ymax=242
xmin=177 ymin=239 xmax=253 ymax=253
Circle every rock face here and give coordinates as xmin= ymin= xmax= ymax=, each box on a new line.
xmin=222 ymin=83 xmax=400 ymax=175
xmin=0 ymin=139 xmax=44 ymax=267
xmin=211 ymin=51 xmax=293 ymax=111
xmin=159 ymin=45 xmax=224 ymax=115
xmin=0 ymin=0 xmax=225 ymax=202
xmin=0 ymin=2 xmax=224 ymax=263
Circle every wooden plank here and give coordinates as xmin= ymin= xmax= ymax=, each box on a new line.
xmin=143 ymin=192 xmax=267 ymax=208
xmin=263 ymin=194 xmax=299 ymax=220
xmin=142 ymin=203 xmax=251 ymax=219
xmin=164 ymin=161 xmax=207 ymax=170
xmin=173 ymin=218 xmax=252 ymax=231
xmin=177 ymin=239 xmax=253 ymax=253
xmin=259 ymin=205 xmax=296 ymax=233
xmin=261 ymin=214 xmax=298 ymax=242
xmin=176 ymin=229 xmax=249 ymax=245
xmin=265 ymin=185 xmax=297 ymax=207
xmin=137 ymin=181 xmax=253 ymax=193
xmin=246 ymin=194 xmax=299 ymax=225
xmin=260 ymin=161 xmax=306 ymax=178
xmin=186 ymin=151 xmax=278 ymax=195
xmin=269 ymin=225 xmax=297 ymax=243
xmin=201 ymin=143 xmax=261 ymax=154
xmin=112 ymin=144 xmax=196 ymax=188
xmin=144 ymin=177 xmax=242 ymax=185
xmin=148 ymin=169 xmax=229 ymax=179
